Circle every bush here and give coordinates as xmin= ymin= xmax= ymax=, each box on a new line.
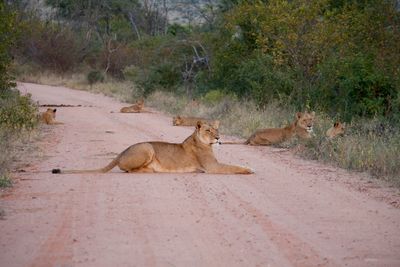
xmin=202 ymin=90 xmax=226 ymax=104
xmin=314 ymin=54 xmax=398 ymax=121
xmin=100 ymin=44 xmax=139 ymax=78
xmin=0 ymin=175 xmax=12 ymax=188
xmin=137 ymin=62 xmax=181 ymax=96
xmin=14 ymin=18 xmax=84 ymax=73
xmin=0 ymin=90 xmax=38 ymax=130
xmin=87 ymin=70 xmax=104 ymax=86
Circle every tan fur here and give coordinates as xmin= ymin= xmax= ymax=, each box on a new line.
xmin=223 ymin=111 xmax=315 ymax=145
xmin=52 ymin=121 xmax=253 ymax=175
xmin=172 ymin=116 xmax=220 ymax=128
xmin=326 ymin=121 xmax=346 ymax=139
xmin=120 ymin=99 xmax=144 ymax=113
xmin=40 ymin=108 xmax=63 ymax=125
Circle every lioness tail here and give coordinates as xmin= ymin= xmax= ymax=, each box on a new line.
xmin=51 ymin=157 xmax=119 ymax=174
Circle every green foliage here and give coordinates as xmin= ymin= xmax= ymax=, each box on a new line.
xmin=15 ymin=18 xmax=84 ymax=72
xmin=87 ymin=70 xmax=104 ymax=85
xmin=0 ymin=90 xmax=38 ymax=130
xmin=0 ymin=175 xmax=12 ymax=188
xmin=314 ymin=54 xmax=398 ymax=120
xmin=137 ymin=62 xmax=181 ymax=96
xmin=205 ymin=0 xmax=400 ymax=121
xmin=203 ymin=90 xmax=227 ymax=104
xmin=168 ymin=23 xmax=191 ymax=36
xmin=0 ymin=2 xmax=17 ymax=92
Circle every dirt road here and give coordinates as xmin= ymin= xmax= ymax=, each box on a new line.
xmin=1 ymin=82 xmax=400 ymax=267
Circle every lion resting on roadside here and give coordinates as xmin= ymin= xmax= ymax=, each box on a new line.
xmin=120 ymin=99 xmax=144 ymax=113
xmin=223 ymin=111 xmax=315 ymax=145
xmin=40 ymin=108 xmax=63 ymax=125
xmin=52 ymin=121 xmax=253 ymax=174
xmin=172 ymin=115 xmax=220 ymax=128
xmin=326 ymin=121 xmax=345 ymax=139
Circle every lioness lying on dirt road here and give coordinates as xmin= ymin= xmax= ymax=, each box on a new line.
xmin=52 ymin=121 xmax=253 ymax=174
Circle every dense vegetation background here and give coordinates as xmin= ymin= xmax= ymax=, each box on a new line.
xmin=2 ymin=0 xmax=400 ymax=184
xmin=9 ymin=0 xmax=400 ymax=121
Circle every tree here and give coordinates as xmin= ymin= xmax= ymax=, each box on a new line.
xmin=0 ymin=2 xmax=17 ymax=92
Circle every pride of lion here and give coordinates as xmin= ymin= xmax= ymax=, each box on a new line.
xmin=48 ymin=96 xmax=346 ymax=175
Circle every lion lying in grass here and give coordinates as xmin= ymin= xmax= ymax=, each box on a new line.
xmin=326 ymin=121 xmax=346 ymax=139
xmin=223 ymin=111 xmax=315 ymax=145
xmin=40 ymin=108 xmax=63 ymax=125
xmin=52 ymin=121 xmax=253 ymax=174
xmin=120 ymin=99 xmax=144 ymax=113
xmin=172 ymin=115 xmax=220 ymax=128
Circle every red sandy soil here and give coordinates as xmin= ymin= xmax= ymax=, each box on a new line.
xmin=1 ymin=82 xmax=400 ymax=267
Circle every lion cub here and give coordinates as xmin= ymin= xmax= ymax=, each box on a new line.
xmin=326 ymin=121 xmax=346 ymax=139
xmin=52 ymin=121 xmax=253 ymax=174
xmin=173 ymin=115 xmax=220 ymax=128
xmin=40 ymin=108 xmax=63 ymax=125
xmin=120 ymin=99 xmax=144 ymax=113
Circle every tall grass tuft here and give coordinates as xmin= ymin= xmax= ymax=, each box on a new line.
xmin=301 ymin=119 xmax=400 ymax=185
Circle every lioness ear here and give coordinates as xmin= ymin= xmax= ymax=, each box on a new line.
xmin=213 ymin=120 xmax=220 ymax=129
xmin=310 ymin=111 xmax=315 ymax=117
xmin=53 ymin=109 xmax=57 ymax=113
xmin=334 ymin=122 xmax=339 ymax=127
xmin=196 ymin=121 xmax=202 ymax=129
xmin=296 ymin=112 xmax=302 ymax=119
xmin=177 ymin=115 xmax=181 ymax=119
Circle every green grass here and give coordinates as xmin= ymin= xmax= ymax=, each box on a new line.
xmin=0 ymin=175 xmax=12 ymax=188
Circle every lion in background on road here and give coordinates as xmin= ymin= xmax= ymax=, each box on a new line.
xmin=52 ymin=121 xmax=253 ymax=175
xmin=120 ymin=99 xmax=144 ymax=113
xmin=40 ymin=108 xmax=63 ymax=125
xmin=172 ymin=115 xmax=220 ymax=128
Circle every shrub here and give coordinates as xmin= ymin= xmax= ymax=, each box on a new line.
xmin=0 ymin=175 xmax=12 ymax=188
xmin=0 ymin=90 xmax=38 ymax=130
xmin=202 ymin=90 xmax=227 ymax=104
xmin=87 ymin=70 xmax=104 ymax=86
xmin=15 ymin=20 xmax=84 ymax=73
xmin=137 ymin=62 xmax=182 ymax=96
xmin=314 ymin=54 xmax=398 ymax=121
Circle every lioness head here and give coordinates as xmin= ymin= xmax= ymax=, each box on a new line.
xmin=296 ymin=111 xmax=315 ymax=133
xmin=47 ymin=108 xmax=57 ymax=119
xmin=136 ymin=99 xmax=144 ymax=107
xmin=196 ymin=121 xmax=220 ymax=145
xmin=172 ymin=116 xmax=182 ymax=126
xmin=326 ymin=121 xmax=346 ymax=138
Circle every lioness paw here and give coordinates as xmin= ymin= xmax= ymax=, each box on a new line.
xmin=242 ymin=167 xmax=254 ymax=174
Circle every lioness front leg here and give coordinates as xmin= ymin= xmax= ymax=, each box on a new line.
xmin=206 ymin=163 xmax=254 ymax=174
